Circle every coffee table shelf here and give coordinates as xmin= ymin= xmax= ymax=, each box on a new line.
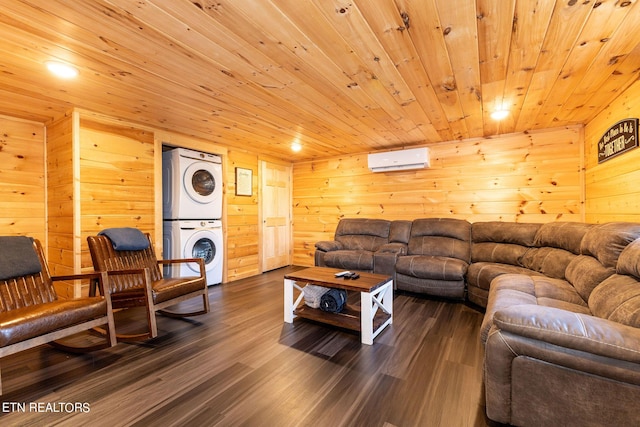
xmin=284 ymin=267 xmax=393 ymax=345
xmin=293 ymin=303 xmax=391 ymax=332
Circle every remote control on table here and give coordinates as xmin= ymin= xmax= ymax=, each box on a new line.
xmin=334 ymin=271 xmax=351 ymax=277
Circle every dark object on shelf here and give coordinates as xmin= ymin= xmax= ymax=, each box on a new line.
xmin=320 ymin=288 xmax=347 ymax=313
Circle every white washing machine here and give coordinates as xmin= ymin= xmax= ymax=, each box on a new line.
xmin=163 ymin=148 xmax=223 ymax=220
xmin=163 ymin=220 xmax=223 ymax=286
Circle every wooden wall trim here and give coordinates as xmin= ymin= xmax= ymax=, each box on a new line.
xmin=72 ymin=110 xmax=81 ymax=283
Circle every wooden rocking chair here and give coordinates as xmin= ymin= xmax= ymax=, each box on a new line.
xmin=0 ymin=237 xmax=116 ymax=395
xmin=87 ymin=230 xmax=209 ymax=341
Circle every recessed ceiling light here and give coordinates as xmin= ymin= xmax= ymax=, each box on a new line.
xmin=490 ymin=109 xmax=509 ymax=120
xmin=291 ymin=141 xmax=302 ymax=152
xmin=45 ymin=61 xmax=79 ymax=79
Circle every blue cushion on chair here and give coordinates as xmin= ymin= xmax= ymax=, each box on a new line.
xmin=0 ymin=236 xmax=41 ymax=280
xmin=98 ymin=228 xmax=150 ymax=251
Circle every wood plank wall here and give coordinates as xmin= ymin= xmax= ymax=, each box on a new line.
xmin=0 ymin=115 xmax=46 ymax=240
xmin=292 ymin=126 xmax=583 ymax=266
xmin=225 ymin=149 xmax=260 ymax=281
xmin=46 ymin=112 xmax=76 ymax=296
xmin=78 ymin=119 xmax=155 ymax=277
xmin=585 ymin=80 xmax=640 ymax=223
xmin=0 ymin=115 xmax=590 ymax=290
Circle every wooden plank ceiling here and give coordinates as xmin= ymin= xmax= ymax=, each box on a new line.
xmin=1 ymin=0 xmax=639 ymax=160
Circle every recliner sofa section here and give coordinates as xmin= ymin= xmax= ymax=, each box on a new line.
xmin=394 ymin=218 xmax=471 ymax=299
xmin=480 ymin=221 xmax=640 ymax=426
xmin=314 ymin=218 xmax=411 ymax=279
xmin=466 ymin=221 xmax=542 ymax=307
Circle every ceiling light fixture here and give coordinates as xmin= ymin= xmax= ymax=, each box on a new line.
xmin=291 ymin=141 xmax=302 ymax=152
xmin=490 ymin=109 xmax=509 ymax=120
xmin=45 ymin=61 xmax=79 ymax=79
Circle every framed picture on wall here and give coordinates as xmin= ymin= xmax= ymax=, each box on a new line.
xmin=235 ymin=167 xmax=252 ymax=196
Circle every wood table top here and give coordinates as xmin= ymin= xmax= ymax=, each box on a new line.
xmin=284 ymin=267 xmax=392 ymax=292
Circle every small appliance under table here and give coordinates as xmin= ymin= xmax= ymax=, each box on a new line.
xmin=283 ymin=267 xmax=393 ymax=345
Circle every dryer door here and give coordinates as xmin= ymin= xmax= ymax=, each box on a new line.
xmin=182 ymin=161 xmax=222 ymax=205
xmin=183 ymin=229 xmax=223 ymax=275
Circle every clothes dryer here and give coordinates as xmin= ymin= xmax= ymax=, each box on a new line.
xmin=163 ymin=148 xmax=223 ymax=220
xmin=163 ymin=220 xmax=223 ymax=286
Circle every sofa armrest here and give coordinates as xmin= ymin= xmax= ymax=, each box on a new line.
xmin=373 ymin=244 xmax=407 ymax=283
xmin=493 ymin=305 xmax=640 ymax=363
xmin=376 ymin=242 xmax=407 ymax=255
xmin=315 ymin=241 xmax=343 ymax=267
xmin=314 ymin=240 xmax=343 ymax=252
xmin=485 ymin=305 xmax=640 ymax=425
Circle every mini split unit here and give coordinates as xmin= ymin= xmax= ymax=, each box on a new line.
xmin=367 ymin=147 xmax=430 ymax=172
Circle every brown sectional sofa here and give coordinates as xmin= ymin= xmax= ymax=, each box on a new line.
xmin=315 ymin=217 xmax=640 ymax=426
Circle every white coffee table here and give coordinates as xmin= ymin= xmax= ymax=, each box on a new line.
xmin=284 ymin=267 xmax=393 ymax=345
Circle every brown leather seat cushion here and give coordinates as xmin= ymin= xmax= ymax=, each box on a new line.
xmin=396 ymin=255 xmax=468 ymax=281
xmin=0 ymin=297 xmax=107 ymax=347
xmin=323 ymin=250 xmax=374 ymax=271
xmin=466 ymin=262 xmax=544 ymax=292
xmin=152 ymin=276 xmax=206 ymax=304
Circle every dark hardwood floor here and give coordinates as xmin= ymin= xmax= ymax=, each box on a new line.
xmin=0 ymin=266 xmax=493 ymax=426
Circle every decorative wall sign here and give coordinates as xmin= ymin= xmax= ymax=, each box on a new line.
xmin=598 ymin=118 xmax=638 ymax=163
xmin=235 ymin=167 xmax=253 ymax=196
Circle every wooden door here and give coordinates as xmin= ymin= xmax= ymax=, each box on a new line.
xmin=260 ymin=161 xmax=292 ymax=272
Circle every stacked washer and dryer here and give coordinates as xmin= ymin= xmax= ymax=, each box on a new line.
xmin=162 ymin=148 xmax=224 ymax=286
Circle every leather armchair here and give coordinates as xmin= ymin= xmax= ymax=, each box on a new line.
xmin=88 ymin=231 xmax=209 ymax=341
xmin=0 ymin=237 xmax=116 ymax=395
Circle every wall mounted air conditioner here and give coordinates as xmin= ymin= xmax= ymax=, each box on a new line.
xmin=367 ymin=147 xmax=430 ymax=172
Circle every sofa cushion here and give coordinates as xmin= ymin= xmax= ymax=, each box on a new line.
xmin=323 ymin=250 xmax=374 ymax=271
xmin=408 ymin=236 xmax=471 ymax=260
xmin=395 ymin=273 xmax=465 ymax=299
xmin=466 ymin=262 xmax=545 ymax=308
xmin=481 ymin=274 xmax=537 ymax=343
xmin=471 ymin=221 xmax=541 ymax=247
xmin=589 ymin=238 xmax=640 ymax=328
xmin=466 ymin=262 xmax=544 ymax=292
xmin=411 ymin=217 xmax=471 ymax=241
xmin=396 ymin=255 xmax=468 ymax=281
xmin=389 ymin=220 xmax=412 ymax=244
xmin=533 ymin=222 xmax=593 ymax=254
xmin=533 ymin=276 xmax=589 ymax=309
xmin=589 ymin=275 xmax=640 ymax=328
xmin=580 ymin=222 xmax=640 ymax=268
xmin=519 ymin=247 xmax=577 ymax=280
xmin=565 ymin=255 xmax=615 ymax=302
xmin=480 ymin=274 xmax=591 ymax=343
xmin=617 ymin=238 xmax=640 ymax=277
xmin=471 ymin=242 xmax=529 ymax=265
xmin=334 ymin=218 xmax=390 ymax=252
xmin=407 ymin=218 xmax=471 ymax=261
